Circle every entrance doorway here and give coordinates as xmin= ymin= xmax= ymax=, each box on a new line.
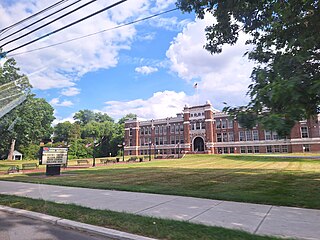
xmin=193 ymin=137 xmax=204 ymax=152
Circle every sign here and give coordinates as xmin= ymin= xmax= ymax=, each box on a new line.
xmin=40 ymin=147 xmax=68 ymax=165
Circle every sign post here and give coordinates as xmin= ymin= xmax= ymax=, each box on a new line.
xmin=39 ymin=147 xmax=68 ymax=176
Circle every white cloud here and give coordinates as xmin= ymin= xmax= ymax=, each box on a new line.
xmin=52 ymin=113 xmax=75 ymax=126
xmin=102 ymin=90 xmax=198 ymax=120
xmin=0 ymin=0 xmax=152 ymax=90
xmin=166 ymin=14 xmax=255 ymax=109
xmin=135 ymin=66 xmax=158 ymax=75
xmin=49 ymin=98 xmax=74 ymax=107
xmin=61 ymin=87 xmax=81 ymax=97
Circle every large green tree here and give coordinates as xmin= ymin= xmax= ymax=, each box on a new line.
xmin=0 ymin=57 xmax=55 ymax=159
xmin=177 ymin=0 xmax=319 ymax=136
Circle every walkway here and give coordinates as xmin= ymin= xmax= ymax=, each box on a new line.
xmin=0 ymin=181 xmax=319 ymax=240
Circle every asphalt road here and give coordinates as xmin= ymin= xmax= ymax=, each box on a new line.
xmin=0 ymin=210 xmax=112 ymax=240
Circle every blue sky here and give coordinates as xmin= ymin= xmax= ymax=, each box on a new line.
xmin=0 ymin=0 xmax=254 ymax=123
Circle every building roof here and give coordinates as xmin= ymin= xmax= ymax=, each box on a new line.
xmin=13 ymin=150 xmax=22 ymax=156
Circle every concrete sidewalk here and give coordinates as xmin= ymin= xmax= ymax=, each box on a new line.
xmin=0 ymin=181 xmax=319 ymax=240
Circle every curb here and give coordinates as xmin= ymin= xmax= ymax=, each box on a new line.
xmin=0 ymin=205 xmax=156 ymax=240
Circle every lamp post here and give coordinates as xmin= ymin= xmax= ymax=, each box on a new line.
xmin=154 ymin=143 xmax=156 ymax=159
xmin=122 ymin=141 xmax=125 ymax=162
xmin=178 ymin=143 xmax=180 ymax=158
xmin=92 ymin=138 xmax=97 ymax=167
xmin=149 ymin=141 xmax=152 ymax=161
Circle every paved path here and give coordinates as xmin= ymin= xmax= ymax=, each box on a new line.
xmin=0 ymin=181 xmax=319 ymax=240
xmin=0 ymin=210 xmax=111 ymax=240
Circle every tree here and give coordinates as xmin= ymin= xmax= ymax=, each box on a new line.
xmin=118 ymin=113 xmax=137 ymax=125
xmin=0 ymin=57 xmax=55 ymax=159
xmin=73 ymin=110 xmax=113 ymax=125
xmin=177 ymin=0 xmax=319 ymax=136
xmin=53 ymin=121 xmax=73 ymax=142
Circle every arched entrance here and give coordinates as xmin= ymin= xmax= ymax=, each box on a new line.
xmin=193 ymin=137 xmax=205 ymax=152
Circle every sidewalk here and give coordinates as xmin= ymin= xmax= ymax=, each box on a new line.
xmin=0 ymin=181 xmax=319 ymax=240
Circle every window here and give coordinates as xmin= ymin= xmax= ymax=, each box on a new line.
xmin=303 ymin=144 xmax=310 ymax=152
xmin=272 ymin=132 xmax=279 ymax=140
xmin=265 ymin=131 xmax=272 ymax=140
xmin=253 ymin=130 xmax=259 ymax=141
xmin=223 ymin=133 xmax=228 ymax=142
xmin=196 ymin=122 xmax=201 ymax=130
xmin=221 ymin=119 xmax=227 ymax=129
xmin=180 ymin=124 xmax=184 ymax=132
xmin=141 ymin=127 xmax=144 ymax=135
xmin=228 ymin=132 xmax=234 ymax=142
xmin=191 ymin=113 xmax=193 ymax=117
xmin=239 ymin=131 xmax=245 ymax=141
xmin=240 ymin=146 xmax=246 ymax=153
xmin=191 ymin=123 xmax=195 ymax=130
xmin=155 ymin=126 xmax=159 ymax=134
xmin=274 ymin=145 xmax=280 ymax=152
xmin=180 ymin=135 xmax=184 ymax=144
xmin=217 ymin=133 xmax=222 ymax=142
xmin=216 ymin=120 xmax=221 ymax=129
xmin=218 ymin=147 xmax=222 ymax=154
xmin=245 ymin=130 xmax=252 ymax=141
xmin=148 ymin=127 xmax=151 ymax=135
xmin=163 ymin=136 xmax=167 ymax=144
xmin=159 ymin=137 xmax=163 ymax=145
xmin=164 ymin=126 xmax=167 ymax=134
xmin=175 ymin=136 xmax=180 ymax=144
xmin=171 ymin=125 xmax=174 ymax=133
xmin=247 ymin=146 xmax=253 ymax=153
xmin=282 ymin=145 xmax=288 ymax=153
xmin=170 ymin=136 xmax=175 ymax=144
xmin=223 ymin=147 xmax=228 ymax=154
xmin=129 ymin=139 xmax=132 ymax=146
xmin=155 ymin=137 xmax=159 ymax=145
xmin=201 ymin=122 xmax=206 ymax=129
xmin=160 ymin=126 xmax=163 ymax=134
xmin=228 ymin=120 xmax=234 ymax=128
xmin=301 ymin=126 xmax=309 ymax=138
xmin=266 ymin=145 xmax=272 ymax=153
xmin=176 ymin=124 xmax=180 ymax=133
xmin=254 ymin=146 xmax=260 ymax=153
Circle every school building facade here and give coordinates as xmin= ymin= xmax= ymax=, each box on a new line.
xmin=124 ymin=101 xmax=320 ymax=156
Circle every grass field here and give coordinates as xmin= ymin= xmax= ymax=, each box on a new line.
xmin=1 ymin=154 xmax=320 ymax=209
xmin=0 ymin=194 xmax=284 ymax=240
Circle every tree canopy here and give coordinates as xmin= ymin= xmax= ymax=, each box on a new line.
xmin=177 ymin=0 xmax=319 ymax=136
xmin=0 ymin=58 xmax=55 ymax=159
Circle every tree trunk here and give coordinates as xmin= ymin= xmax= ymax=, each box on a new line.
xmin=7 ymin=138 xmax=16 ymax=160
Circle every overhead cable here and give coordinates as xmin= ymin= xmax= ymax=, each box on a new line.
xmin=0 ymin=0 xmax=83 ymax=42
xmin=7 ymin=8 xmax=178 ymax=57
xmin=1 ymin=0 xmax=128 ymax=55
xmin=0 ymin=0 xmax=100 ymax=48
xmin=0 ymin=0 xmax=69 ymax=36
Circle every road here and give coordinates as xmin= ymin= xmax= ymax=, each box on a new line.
xmin=0 ymin=210 xmax=112 ymax=240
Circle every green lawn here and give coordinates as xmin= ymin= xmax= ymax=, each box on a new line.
xmin=0 ymin=194 xmax=285 ymax=240
xmin=1 ymin=154 xmax=320 ymax=209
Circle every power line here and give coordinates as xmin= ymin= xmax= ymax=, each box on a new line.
xmin=0 ymin=0 xmax=100 ymax=48
xmin=7 ymin=8 xmax=179 ymax=58
xmin=1 ymin=0 xmax=128 ymax=55
xmin=0 ymin=0 xmax=70 ymax=36
xmin=0 ymin=0 xmax=83 ymax=43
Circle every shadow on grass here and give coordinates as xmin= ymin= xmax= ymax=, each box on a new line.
xmin=2 ymin=166 xmax=320 ymax=209
xmin=220 ymin=154 xmax=320 ymax=163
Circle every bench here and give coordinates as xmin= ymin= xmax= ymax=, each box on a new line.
xmin=127 ymin=156 xmax=138 ymax=162
xmin=21 ymin=163 xmax=38 ymax=170
xmin=167 ymin=155 xmax=175 ymax=159
xmin=100 ymin=159 xmax=116 ymax=164
xmin=7 ymin=165 xmax=19 ymax=174
xmin=77 ymin=159 xmax=89 ymax=165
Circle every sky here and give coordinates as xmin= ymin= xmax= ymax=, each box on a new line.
xmin=0 ymin=0 xmax=255 ymax=124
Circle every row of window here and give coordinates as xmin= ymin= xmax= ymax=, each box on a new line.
xmin=139 ymin=135 xmax=184 ymax=146
xmin=190 ymin=112 xmax=205 ymax=117
xmin=217 ymin=145 xmax=289 ymax=154
xmin=191 ymin=121 xmax=205 ymax=130
xmin=216 ymin=119 xmax=234 ymax=129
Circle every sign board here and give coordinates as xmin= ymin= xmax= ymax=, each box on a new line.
xmin=40 ymin=147 xmax=68 ymax=165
